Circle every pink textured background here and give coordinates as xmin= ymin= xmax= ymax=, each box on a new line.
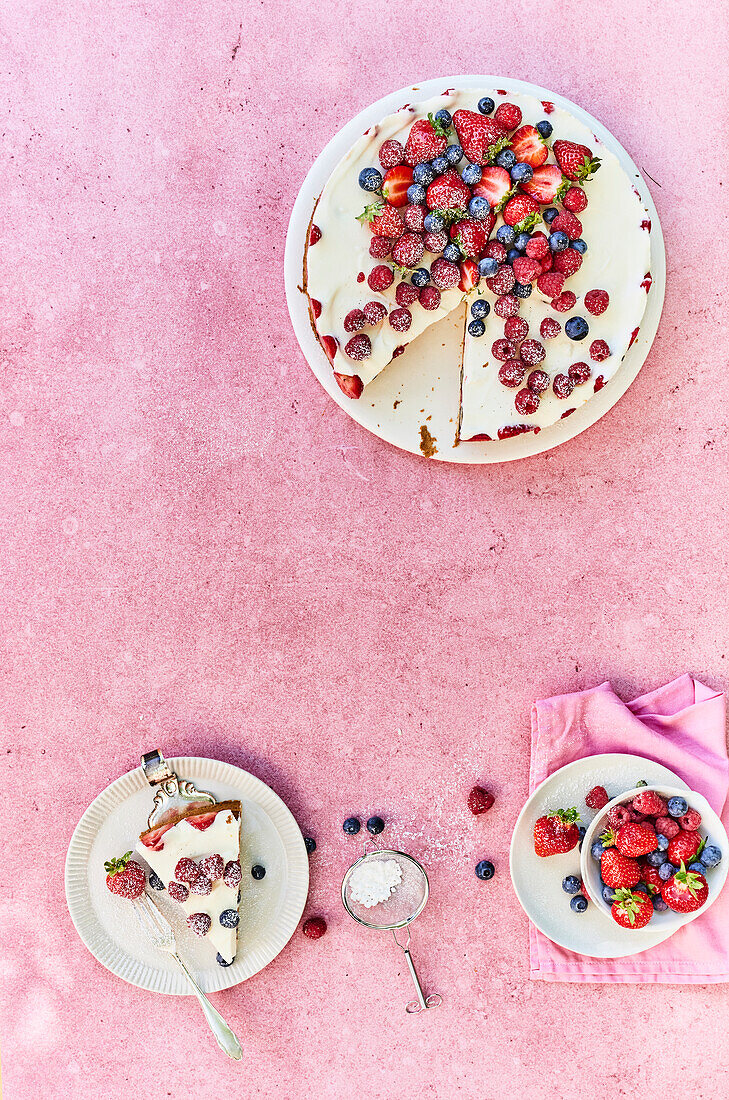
xmin=2 ymin=1 xmax=729 ymax=1096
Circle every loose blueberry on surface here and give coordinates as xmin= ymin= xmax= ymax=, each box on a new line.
xmin=413 ymin=162 xmax=436 ymax=186
xmin=536 ymin=119 xmax=553 ymax=138
xmin=343 ymin=817 xmax=361 ymax=835
xmin=565 ymin=317 xmax=589 ymax=341
xmin=149 ymin=870 xmax=165 ymax=891
xmin=411 ymin=267 xmax=430 ymax=288
xmin=443 ymin=243 xmax=461 ymax=263
xmin=304 ymin=837 xmax=316 ymax=854
xmin=659 ymin=862 xmax=677 ymax=881
xmin=366 ymin=815 xmax=385 ymax=835
xmin=702 ymin=845 xmax=723 ymax=868
xmin=423 ymin=212 xmax=445 ymax=233
xmin=251 ymin=864 xmax=266 ymax=880
xmin=506 ymin=249 xmax=520 ymax=264
xmin=495 ymin=149 xmax=516 ymax=170
xmin=406 ymin=183 xmax=426 ymax=205
xmin=478 ymin=96 xmax=495 ymax=115
xmin=510 ymin=162 xmax=533 ymax=183
xmin=513 ymin=281 xmax=532 ymax=298
xmin=549 ymin=230 xmax=569 ymax=252
xmin=570 ymin=895 xmax=588 ymax=913
xmin=431 ymin=155 xmax=449 ymax=174
xmin=656 ymin=833 xmax=669 ymax=850
xmin=647 ymin=850 xmax=668 ymax=867
xmin=461 ymin=163 xmax=482 ymax=186
xmin=572 ymin=238 xmax=588 ymax=254
xmin=219 ymin=908 xmax=240 ymax=928
xmin=358 ymin=167 xmax=383 ymax=192
xmin=602 ymin=884 xmax=616 ymax=904
xmin=591 ymin=840 xmax=606 ymax=861
xmin=562 ymin=875 xmax=581 ymax=894
xmin=468 ymin=196 xmax=490 ymax=220
xmin=475 ymin=860 xmax=495 ymax=880
xmin=445 ymin=143 xmax=463 ymax=165
xmin=434 ymin=108 xmax=452 ymax=128
xmin=478 ymin=257 xmax=499 ymax=278
xmin=496 ymin=224 xmax=516 ymax=246
xmin=471 ymin=298 xmax=490 ymax=319
xmin=543 ymin=207 xmax=559 ymax=225
xmin=667 ymin=796 xmax=688 ymax=817
xmin=652 ymin=895 xmax=669 ymax=912
xmin=689 ymin=861 xmax=707 ymax=875
xmin=514 ymin=231 xmax=530 ymax=251
xmin=468 ymin=318 xmax=486 ymax=337
xmin=216 ymin=953 xmax=233 ymax=967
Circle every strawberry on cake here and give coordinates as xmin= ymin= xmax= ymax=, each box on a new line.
xmin=136 ymin=800 xmax=243 ymax=967
xmin=303 ymin=88 xmax=652 ymax=443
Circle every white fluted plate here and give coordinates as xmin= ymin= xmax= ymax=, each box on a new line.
xmin=65 ymin=757 xmax=309 ymax=994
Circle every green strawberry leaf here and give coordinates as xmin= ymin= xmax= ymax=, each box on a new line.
xmin=495 ymin=185 xmax=518 ymax=213
xmin=357 ymin=201 xmax=384 ymax=224
xmin=554 ymin=177 xmax=570 ymax=204
xmin=486 ymin=135 xmax=512 ymax=164
xmin=428 ymin=112 xmax=452 ymax=139
xmin=104 ymin=850 xmax=132 ymax=876
xmin=513 ymin=211 xmax=542 ymax=234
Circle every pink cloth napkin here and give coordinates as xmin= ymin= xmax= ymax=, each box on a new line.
xmin=529 ymin=674 xmax=729 ymax=983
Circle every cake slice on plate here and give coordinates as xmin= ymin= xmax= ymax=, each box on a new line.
xmin=136 ymin=800 xmax=243 ymax=967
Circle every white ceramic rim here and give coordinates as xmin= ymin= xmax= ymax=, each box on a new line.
xmin=509 ymin=753 xmax=691 ymax=957
xmin=64 ymin=757 xmax=310 ymax=995
xmin=580 ymin=784 xmax=729 ymax=926
xmin=285 ymin=74 xmax=666 ymax=464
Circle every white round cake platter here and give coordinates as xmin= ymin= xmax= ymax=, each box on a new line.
xmin=65 ymin=757 xmax=309 ymax=995
xmin=510 ymin=753 xmax=690 ymax=959
xmin=285 ymin=75 xmax=666 ymax=464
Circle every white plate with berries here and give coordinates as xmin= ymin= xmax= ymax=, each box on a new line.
xmin=65 ymin=757 xmax=310 ymax=994
xmin=286 ymin=75 xmax=665 ymax=463
xmin=508 ymin=753 xmax=726 ymax=958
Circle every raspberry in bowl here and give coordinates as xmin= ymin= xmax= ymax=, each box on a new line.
xmin=580 ymin=785 xmax=728 ymax=935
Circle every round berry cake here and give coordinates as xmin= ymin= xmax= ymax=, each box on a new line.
xmin=303 ymin=88 xmax=653 ymax=443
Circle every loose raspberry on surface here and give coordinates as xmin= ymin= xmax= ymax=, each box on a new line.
xmin=498 ymin=359 xmax=526 ymax=388
xmin=494 ymin=294 xmax=519 ymax=318
xmin=357 ymin=272 xmax=365 ymax=283
xmin=526 ymin=370 xmax=549 ymax=394
xmin=368 ymin=265 xmax=394 ymax=292
xmin=309 ymin=224 xmax=322 ymax=246
xmin=539 ymin=254 xmax=553 ymax=273
xmin=512 ymin=256 xmax=541 ymax=285
xmin=525 ymin=233 xmax=550 ymax=260
xmin=552 ymin=373 xmax=574 ymax=399
xmin=590 ymin=339 xmax=610 ymax=362
xmin=551 ymin=212 xmax=583 ymax=240
xmin=104 ymin=852 xmax=146 ymax=900
xmin=492 ymin=338 xmax=518 ymax=362
xmin=223 ymin=859 xmax=242 ymax=889
xmin=467 ymin=786 xmax=495 ymax=815
xmin=395 ymin=282 xmax=420 ymax=306
xmin=198 ymin=854 xmax=224 ymax=881
xmin=303 ymin=916 xmax=327 ymax=939
xmin=363 ymin=300 xmax=387 ymax=326
xmin=344 ymin=334 xmax=372 ymax=361
xmin=632 ymin=790 xmax=668 ymax=817
xmin=419 ymin=285 xmax=441 ymax=310
xmin=679 ymin=808 xmax=702 ymax=832
xmin=343 ymin=308 xmax=366 ymax=333
xmin=483 ymin=239 xmax=507 ymax=262
xmin=403 ymin=203 xmax=426 ymax=232
xmin=551 ymin=290 xmax=577 ymax=313
xmin=423 ymin=230 xmax=448 ymax=254
xmin=392 ymin=231 xmax=425 ymax=268
xmin=190 ymin=874 xmax=212 ymax=896
xmin=540 ymin=317 xmax=561 ymax=340
xmin=389 ymin=307 xmax=412 ymax=333
xmin=369 ymin=235 xmax=393 ymax=259
xmin=504 ymin=316 xmax=528 ymax=341
xmin=379 ymin=138 xmax=405 ymax=170
xmin=562 ymin=187 xmax=588 ymax=213
xmin=430 ymin=257 xmax=460 ymax=289
xmin=654 ymin=815 xmax=680 ymax=839
xmin=486 ymin=264 xmax=516 ymax=296
xmin=493 ymin=101 xmax=522 ymax=131
xmin=519 ymin=339 xmax=545 ymax=366
xmin=334 ymin=373 xmax=364 ymax=399
xmin=584 ymin=289 xmax=609 ymax=316
xmin=586 ymin=785 xmax=609 ymax=810
xmin=536 ymin=272 xmax=564 ymax=299
xmin=568 ymin=362 xmax=591 ymax=385
xmin=167 ymin=880 xmax=189 ymax=902
xmin=607 ymin=804 xmax=638 ymax=828
xmin=187 ymin=912 xmax=212 ymax=937
xmin=552 ymin=249 xmax=582 ymax=277
xmin=515 ymin=388 xmax=539 ymax=415
xmin=175 ymin=857 xmax=199 ymax=884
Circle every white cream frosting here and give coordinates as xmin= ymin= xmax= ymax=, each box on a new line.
xmin=136 ymin=808 xmax=241 ymax=964
xmin=305 ymin=88 xmax=652 ymax=440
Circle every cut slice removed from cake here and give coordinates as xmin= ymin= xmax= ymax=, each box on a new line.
xmin=136 ymin=800 xmax=242 ymax=966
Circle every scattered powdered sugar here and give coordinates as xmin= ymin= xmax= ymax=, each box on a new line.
xmin=348 ymin=858 xmax=402 ymax=908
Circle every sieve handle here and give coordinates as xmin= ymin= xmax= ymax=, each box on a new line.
xmin=393 ymin=930 xmax=442 ymax=1014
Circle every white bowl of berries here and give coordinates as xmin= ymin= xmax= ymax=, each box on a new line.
xmin=580 ymin=785 xmax=728 ymax=934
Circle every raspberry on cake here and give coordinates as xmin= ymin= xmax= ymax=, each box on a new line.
xmin=302 ymin=87 xmax=652 ymax=446
xmin=137 ymin=801 xmax=243 ymax=966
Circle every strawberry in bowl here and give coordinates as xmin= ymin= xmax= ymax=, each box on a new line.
xmin=580 ymin=785 xmax=727 ymax=934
